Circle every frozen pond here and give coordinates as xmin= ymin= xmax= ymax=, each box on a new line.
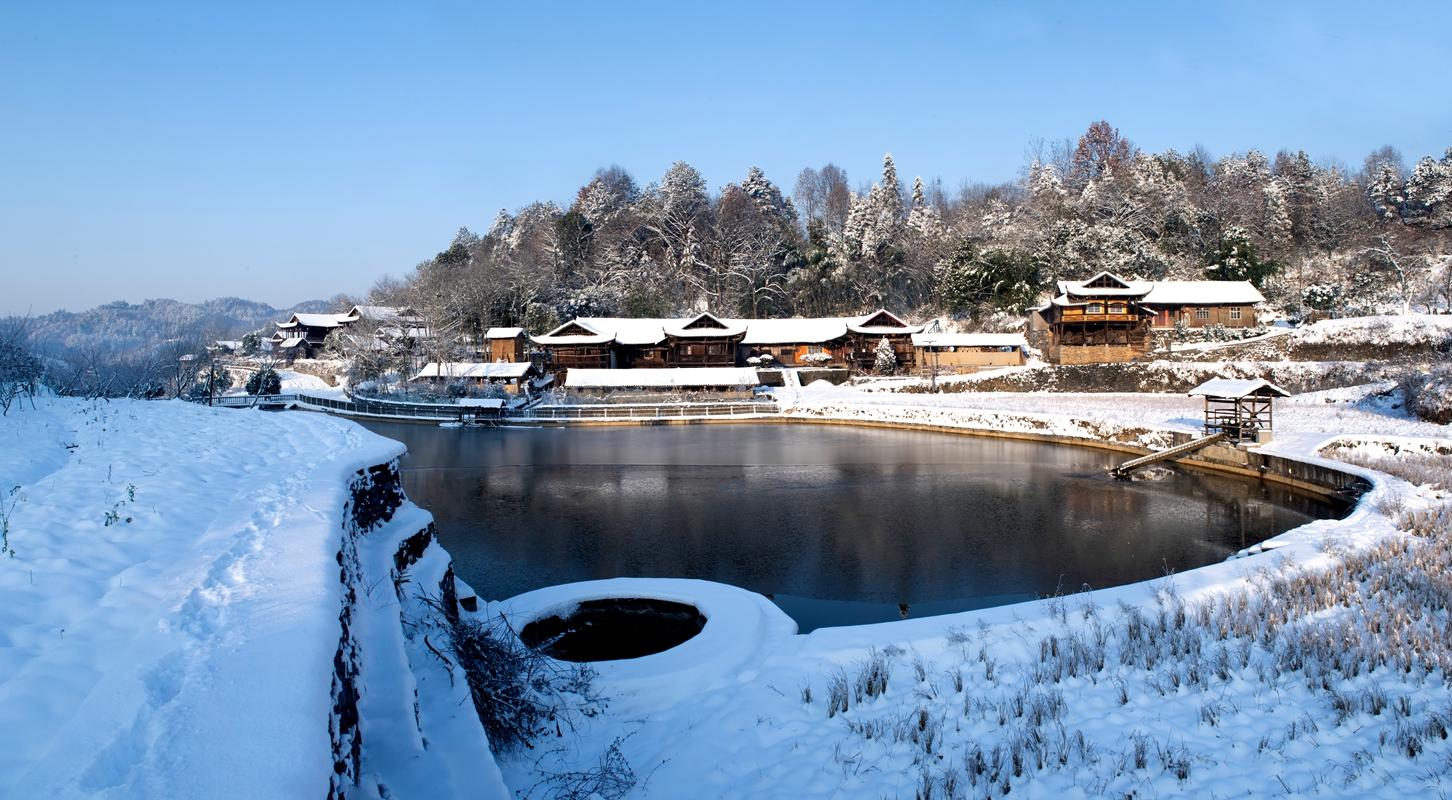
xmin=360 ymin=422 xmax=1345 ymax=632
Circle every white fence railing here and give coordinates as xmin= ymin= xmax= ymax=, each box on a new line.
xmin=206 ymin=394 xmax=777 ymax=423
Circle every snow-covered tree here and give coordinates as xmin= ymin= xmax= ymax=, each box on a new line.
xmin=873 ymin=336 xmax=896 ymax=375
xmin=1404 ymin=148 xmax=1452 ymax=229
xmin=740 ymin=165 xmax=796 ymax=228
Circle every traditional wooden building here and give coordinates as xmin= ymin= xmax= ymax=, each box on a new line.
xmin=1038 ymin=274 xmax=1265 ymax=334
xmin=843 ymin=310 xmax=923 ymax=372
xmin=1187 ymin=378 xmax=1290 ymax=443
xmin=531 ymin=309 xmax=921 ymax=375
xmin=1138 ymin=282 xmax=1264 ymax=329
xmin=662 ymin=313 xmax=747 ymax=367
xmin=736 ymin=317 xmax=850 ymax=366
xmin=269 ymin=312 xmax=354 ymax=359
xmin=532 ymin=320 xmax=616 ymax=371
xmin=1040 ymin=272 xmax=1157 ymax=364
xmin=485 ymin=327 xmax=528 ymax=362
xmin=910 ymin=333 xmax=1026 ymax=375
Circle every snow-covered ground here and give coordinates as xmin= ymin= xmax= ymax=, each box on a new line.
xmin=0 ymin=398 xmax=409 ymax=797
xmin=4 ymin=385 xmax=1452 ymax=799
xmin=771 ymin=379 xmax=1452 ymax=456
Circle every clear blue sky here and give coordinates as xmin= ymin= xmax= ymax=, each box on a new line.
xmin=3 ymin=0 xmax=1449 ymax=315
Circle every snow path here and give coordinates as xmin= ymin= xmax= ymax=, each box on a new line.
xmin=0 ymin=398 xmax=404 ymax=799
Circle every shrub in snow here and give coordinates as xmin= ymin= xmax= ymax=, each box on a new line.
xmin=0 ymin=316 xmax=45 ymax=414
xmin=801 ymin=352 xmax=833 ymax=364
xmin=1399 ymin=366 xmax=1452 ymax=425
xmin=426 ymin=607 xmax=602 ymax=756
xmin=874 ymin=337 xmax=897 ymax=375
xmin=245 ymin=368 xmax=282 ymax=396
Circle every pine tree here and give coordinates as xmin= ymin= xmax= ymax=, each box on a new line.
xmin=1404 ymin=148 xmax=1452 ymax=229
xmin=906 ymin=176 xmax=944 ymax=239
xmin=873 ymin=336 xmax=896 ymax=375
xmin=740 ymin=165 xmax=796 ymax=227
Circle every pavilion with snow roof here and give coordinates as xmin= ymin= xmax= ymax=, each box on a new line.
xmin=1187 ymin=378 xmax=1290 ymax=443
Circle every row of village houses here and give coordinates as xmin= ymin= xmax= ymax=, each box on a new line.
xmin=267 ymin=274 xmax=1265 ymax=389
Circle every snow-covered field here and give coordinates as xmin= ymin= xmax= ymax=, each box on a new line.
xmin=3 ymin=385 xmax=1452 ymax=799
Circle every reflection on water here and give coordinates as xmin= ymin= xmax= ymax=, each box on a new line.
xmin=360 ymin=421 xmax=1345 ymax=633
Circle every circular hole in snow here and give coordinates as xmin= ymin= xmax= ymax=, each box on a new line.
xmin=520 ymin=598 xmax=706 ymax=662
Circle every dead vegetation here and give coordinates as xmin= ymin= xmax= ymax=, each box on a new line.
xmin=806 ymin=460 xmax=1452 ymax=797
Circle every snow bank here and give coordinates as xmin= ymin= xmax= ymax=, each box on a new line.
xmin=1296 ymin=313 xmax=1452 ymax=347
xmin=0 ymin=399 xmax=508 ymax=799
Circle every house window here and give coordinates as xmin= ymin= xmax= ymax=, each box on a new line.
xmin=806 ymin=345 xmax=824 ymax=354
xmin=707 ymin=344 xmax=723 ymax=355
xmin=1196 ymin=308 xmax=1210 ymax=319
xmin=1108 ymin=303 xmax=1126 ymax=314
xmin=1229 ymin=307 xmax=1242 ymax=320
xmin=1086 ymin=303 xmax=1104 ymax=314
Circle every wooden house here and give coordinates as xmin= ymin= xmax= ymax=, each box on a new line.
xmin=1041 ymin=272 xmax=1157 ymax=364
xmin=910 ymin=333 xmax=1026 ymax=374
xmin=531 ymin=309 xmax=921 ymax=375
xmin=1139 ymin=282 xmax=1264 ymax=329
xmin=737 ymin=317 xmax=850 ymax=366
xmin=532 ymin=320 xmax=617 ymax=372
xmin=269 ymin=312 xmax=353 ymax=359
xmin=662 ymin=313 xmax=747 ymax=367
xmin=485 ymin=327 xmax=528 ymax=363
xmin=1039 ymin=272 xmax=1268 ymax=362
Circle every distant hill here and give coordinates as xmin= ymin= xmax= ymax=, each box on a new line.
xmin=25 ymin=297 xmax=331 ymax=354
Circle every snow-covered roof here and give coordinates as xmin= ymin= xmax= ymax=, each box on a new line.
xmin=457 ymin=398 xmax=506 ymax=408
xmin=736 ymin=318 xmax=849 ymax=345
xmin=565 ymin=367 xmax=762 ymax=389
xmin=662 ymin=312 xmax=747 ymax=338
xmin=1187 ymin=378 xmax=1291 ymax=399
xmin=279 ymin=336 xmax=306 ymax=348
xmin=485 ymin=327 xmax=525 ymax=339
xmin=414 ymin=362 xmax=535 ymax=380
xmin=911 ymin=333 xmax=1026 ymax=348
xmin=577 ymin=318 xmax=670 ymax=346
xmin=533 ymin=319 xmax=617 ymax=346
xmin=347 ymin=305 xmax=414 ymax=321
xmin=534 ymin=312 xmax=923 ymax=347
xmin=1141 ymin=282 xmax=1265 ymax=305
xmin=276 ymin=313 xmax=349 ymax=329
xmin=1057 ymin=272 xmax=1154 ymax=299
xmin=847 ymin=310 xmax=922 ymax=334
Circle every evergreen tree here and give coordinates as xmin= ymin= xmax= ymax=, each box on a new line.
xmin=740 ymin=165 xmax=796 ymax=227
xmin=245 ymin=368 xmax=281 ymax=396
xmin=1404 ymin=148 xmax=1452 ymax=229
xmin=1204 ymin=234 xmax=1281 ymax=288
xmin=873 ymin=337 xmax=897 ymax=375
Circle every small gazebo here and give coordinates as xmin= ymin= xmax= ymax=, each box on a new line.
xmin=1187 ymin=378 xmax=1291 ymax=443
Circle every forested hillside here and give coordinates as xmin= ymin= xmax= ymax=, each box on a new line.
xmin=27 ymin=297 xmax=329 ymax=354
xmin=360 ymin=121 xmax=1451 ymax=345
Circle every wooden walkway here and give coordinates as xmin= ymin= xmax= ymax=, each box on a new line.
xmin=1111 ymin=432 xmax=1227 ymax=479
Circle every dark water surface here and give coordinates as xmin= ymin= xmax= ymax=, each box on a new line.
xmin=360 ymin=422 xmax=1345 ymax=632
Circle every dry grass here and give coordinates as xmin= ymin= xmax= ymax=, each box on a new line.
xmin=812 ymin=458 xmax=1452 ymax=797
